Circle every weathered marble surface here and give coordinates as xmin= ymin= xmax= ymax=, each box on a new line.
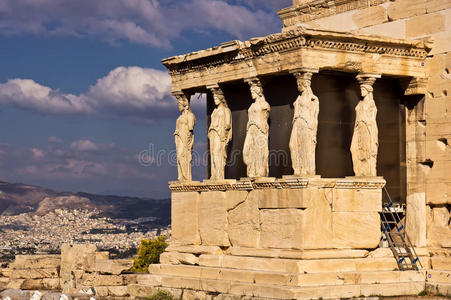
xmin=208 ymin=87 xmax=232 ymax=181
xmin=351 ymin=75 xmax=379 ymax=177
xmin=289 ymin=71 xmax=319 ymax=176
xmin=174 ymin=93 xmax=196 ymax=182
xmin=243 ymin=79 xmax=271 ymax=178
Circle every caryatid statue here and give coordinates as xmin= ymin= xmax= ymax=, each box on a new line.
xmin=350 ymin=75 xmax=380 ymax=177
xmin=174 ymin=92 xmax=196 ymax=182
xmin=208 ymin=86 xmax=232 ymax=181
xmin=243 ymin=78 xmax=271 ymax=178
xmin=289 ymin=70 xmax=319 ymax=176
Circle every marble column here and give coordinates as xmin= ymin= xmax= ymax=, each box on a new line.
xmin=351 ymin=74 xmax=381 ymax=177
xmin=208 ymin=85 xmax=232 ymax=181
xmin=243 ymin=78 xmax=271 ymax=178
xmin=289 ymin=69 xmax=319 ymax=176
xmin=174 ymin=92 xmax=196 ymax=182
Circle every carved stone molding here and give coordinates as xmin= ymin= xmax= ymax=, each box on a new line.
xmin=162 ymin=28 xmax=429 ymax=77
xmin=169 ymin=177 xmax=386 ymax=192
xmin=336 ymin=177 xmax=386 ymax=189
xmin=400 ymin=77 xmax=428 ymax=96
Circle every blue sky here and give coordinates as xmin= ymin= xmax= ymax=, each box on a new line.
xmin=0 ymin=0 xmax=291 ymax=198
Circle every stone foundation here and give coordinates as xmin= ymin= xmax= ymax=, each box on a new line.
xmin=1 ymin=245 xmax=451 ymax=299
xmin=133 ymin=246 xmax=449 ymax=299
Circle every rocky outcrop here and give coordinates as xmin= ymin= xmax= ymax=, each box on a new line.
xmin=36 ymin=196 xmax=92 ymax=215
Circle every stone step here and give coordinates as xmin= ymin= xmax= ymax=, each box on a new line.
xmin=427 ymin=270 xmax=451 ymax=284
xmin=149 ymin=264 xmax=425 ymax=287
xmin=164 ymin=246 xmax=430 ymax=260
xmin=198 ymin=254 xmax=402 ymax=273
xmin=425 ymin=282 xmax=451 ymax=297
xmin=129 ymin=274 xmax=425 ymax=299
xmin=431 ymin=256 xmax=451 ymax=271
xmin=228 ymin=247 xmax=369 ymax=260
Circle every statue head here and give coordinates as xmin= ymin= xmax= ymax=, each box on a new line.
xmin=360 ymin=84 xmax=373 ymax=97
xmin=357 ymin=76 xmax=376 ymax=99
xmin=295 ymin=72 xmax=313 ymax=94
xmin=212 ymin=88 xmax=226 ymax=107
xmin=249 ymin=79 xmax=263 ymax=101
xmin=175 ymin=93 xmax=190 ymax=112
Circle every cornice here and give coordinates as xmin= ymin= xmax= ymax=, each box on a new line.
xmin=162 ymin=27 xmax=429 ymax=76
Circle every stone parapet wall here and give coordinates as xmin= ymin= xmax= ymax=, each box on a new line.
xmin=171 ymin=177 xmax=384 ymax=251
xmin=1 ymin=255 xmax=61 ymax=291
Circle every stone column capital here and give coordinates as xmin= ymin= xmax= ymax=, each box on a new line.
xmin=356 ymin=73 xmax=381 ymax=83
xmin=289 ymin=67 xmax=319 ymax=75
xmin=244 ymin=77 xmax=260 ymax=84
xmin=206 ymin=83 xmax=220 ymax=90
xmin=172 ymin=90 xmax=195 ymax=98
xmin=291 ymin=69 xmax=316 ymax=93
xmin=173 ymin=92 xmax=192 ymax=108
xmin=356 ymin=73 xmax=381 ymax=79
xmin=356 ymin=73 xmax=380 ymax=90
xmin=172 ymin=90 xmax=185 ymax=97
xmin=207 ymin=85 xmax=225 ymax=98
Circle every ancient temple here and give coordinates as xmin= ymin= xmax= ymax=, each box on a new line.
xmin=141 ymin=0 xmax=451 ymax=298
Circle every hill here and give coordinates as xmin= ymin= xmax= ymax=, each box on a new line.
xmin=0 ymin=180 xmax=170 ymax=226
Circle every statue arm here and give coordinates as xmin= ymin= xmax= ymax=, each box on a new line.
xmin=264 ymin=101 xmax=271 ymax=112
xmin=188 ymin=113 xmax=196 ymax=149
xmin=188 ymin=112 xmax=196 ymax=131
xmin=226 ymin=109 xmax=232 ymax=142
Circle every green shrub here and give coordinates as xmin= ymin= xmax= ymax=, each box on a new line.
xmin=148 ymin=290 xmax=174 ymax=300
xmin=131 ymin=235 xmax=168 ymax=273
xmin=418 ymin=290 xmax=428 ymax=296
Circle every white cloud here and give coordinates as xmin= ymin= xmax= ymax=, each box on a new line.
xmin=70 ymin=140 xmax=115 ymax=152
xmin=87 ymin=66 xmax=173 ymax=112
xmin=0 ymin=66 xmax=181 ymax=121
xmin=0 ymin=79 xmax=91 ymax=114
xmin=0 ymin=0 xmax=283 ymax=48
xmin=30 ymin=148 xmax=45 ymax=160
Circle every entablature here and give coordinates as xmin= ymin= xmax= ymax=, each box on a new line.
xmin=162 ymin=27 xmax=430 ymax=94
